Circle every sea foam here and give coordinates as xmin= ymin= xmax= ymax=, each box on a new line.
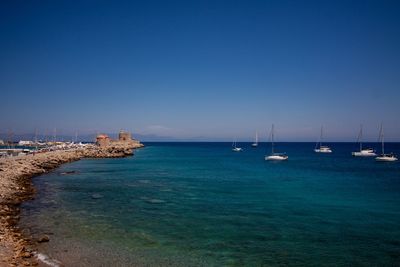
xmin=35 ymin=252 xmax=62 ymax=267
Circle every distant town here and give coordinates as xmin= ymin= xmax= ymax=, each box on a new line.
xmin=0 ymin=130 xmax=141 ymax=158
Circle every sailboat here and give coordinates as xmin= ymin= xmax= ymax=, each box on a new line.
xmin=375 ymin=124 xmax=398 ymax=162
xmin=232 ymin=139 xmax=242 ymax=152
xmin=314 ymin=126 xmax=332 ymax=153
xmin=352 ymin=125 xmax=376 ymax=157
xmin=265 ymin=124 xmax=288 ymax=161
xmin=251 ymin=131 xmax=258 ymax=147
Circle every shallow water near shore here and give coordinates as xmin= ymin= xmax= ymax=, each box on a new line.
xmin=20 ymin=142 xmax=400 ymax=266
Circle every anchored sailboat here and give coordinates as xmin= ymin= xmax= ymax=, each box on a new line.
xmin=314 ymin=126 xmax=332 ymax=153
xmin=375 ymin=124 xmax=398 ymax=162
xmin=265 ymin=124 xmax=288 ymax=161
xmin=251 ymin=131 xmax=258 ymax=147
xmin=352 ymin=125 xmax=376 ymax=157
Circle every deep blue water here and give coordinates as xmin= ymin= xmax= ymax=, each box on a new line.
xmin=20 ymin=142 xmax=400 ymax=266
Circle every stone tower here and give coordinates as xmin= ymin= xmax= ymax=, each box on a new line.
xmin=118 ymin=130 xmax=132 ymax=142
xmin=96 ymin=134 xmax=111 ymax=147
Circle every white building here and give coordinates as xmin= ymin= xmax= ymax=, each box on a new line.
xmin=18 ymin=140 xmax=33 ymax=146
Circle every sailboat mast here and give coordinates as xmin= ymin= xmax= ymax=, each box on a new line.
xmin=255 ymin=131 xmax=258 ymax=144
xmin=34 ymin=128 xmax=38 ymax=144
xmin=271 ymin=124 xmax=275 ymax=154
xmin=320 ymin=126 xmax=323 ymax=147
xmin=359 ymin=124 xmax=363 ymax=151
xmin=34 ymin=128 xmax=38 ymax=150
xmin=381 ymin=124 xmax=385 ymax=155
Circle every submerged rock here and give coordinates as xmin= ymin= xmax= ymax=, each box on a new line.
xmin=91 ymin=193 xmax=104 ymax=199
xmin=37 ymin=235 xmax=49 ymax=243
xmin=60 ymin=171 xmax=78 ymax=175
xmin=145 ymin=199 xmax=166 ymax=204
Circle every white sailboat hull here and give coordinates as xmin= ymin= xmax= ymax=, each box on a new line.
xmin=352 ymin=150 xmax=377 ymax=157
xmin=314 ymin=148 xmax=332 ymax=153
xmin=375 ymin=155 xmax=398 ymax=162
xmin=232 ymin=147 xmax=242 ymax=152
xmin=265 ymin=155 xmax=288 ymax=161
xmin=251 ymin=143 xmax=258 ymax=147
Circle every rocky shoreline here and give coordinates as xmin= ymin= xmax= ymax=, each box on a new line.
xmin=0 ymin=143 xmax=144 ymax=266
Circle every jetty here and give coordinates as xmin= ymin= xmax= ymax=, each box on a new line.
xmin=0 ymin=131 xmax=143 ymax=266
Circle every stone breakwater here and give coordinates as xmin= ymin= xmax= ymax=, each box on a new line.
xmin=0 ymin=143 xmax=144 ymax=266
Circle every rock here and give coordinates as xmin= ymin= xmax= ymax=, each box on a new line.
xmin=22 ymin=260 xmax=30 ymax=266
xmin=21 ymin=252 xmax=32 ymax=258
xmin=146 ymin=199 xmax=166 ymax=204
xmin=60 ymin=171 xmax=77 ymax=175
xmin=91 ymin=193 xmax=103 ymax=199
xmin=37 ymin=235 xmax=49 ymax=243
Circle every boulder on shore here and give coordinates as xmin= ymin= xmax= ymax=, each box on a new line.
xmin=37 ymin=235 xmax=50 ymax=243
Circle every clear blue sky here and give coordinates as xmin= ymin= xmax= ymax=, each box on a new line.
xmin=1 ymin=0 xmax=400 ymax=141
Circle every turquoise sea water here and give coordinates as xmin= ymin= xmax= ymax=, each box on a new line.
xmin=20 ymin=142 xmax=400 ymax=266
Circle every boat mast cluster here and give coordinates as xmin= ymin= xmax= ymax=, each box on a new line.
xmin=231 ymin=124 xmax=398 ymax=162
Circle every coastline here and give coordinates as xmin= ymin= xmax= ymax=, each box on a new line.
xmin=0 ymin=143 xmax=143 ymax=266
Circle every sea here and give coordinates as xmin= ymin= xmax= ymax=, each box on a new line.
xmin=19 ymin=142 xmax=400 ymax=266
